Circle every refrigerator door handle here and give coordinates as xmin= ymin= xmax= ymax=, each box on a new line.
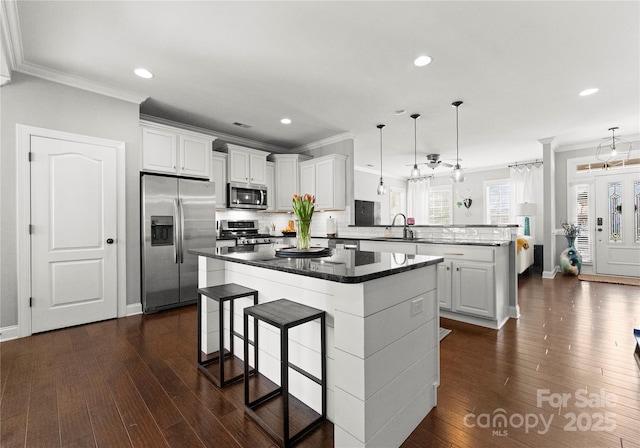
xmin=173 ymin=198 xmax=180 ymax=264
xmin=179 ymin=198 xmax=185 ymax=263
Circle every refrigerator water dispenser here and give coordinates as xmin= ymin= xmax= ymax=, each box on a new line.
xmin=151 ymin=216 xmax=174 ymax=246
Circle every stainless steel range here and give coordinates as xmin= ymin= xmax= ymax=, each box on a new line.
xmin=219 ymin=219 xmax=274 ymax=245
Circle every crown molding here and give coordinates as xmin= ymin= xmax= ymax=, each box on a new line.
xmin=1 ymin=0 xmax=20 ymax=69
xmin=293 ymin=132 xmax=354 ymax=152
xmin=354 ymin=164 xmax=406 ymax=180
xmin=140 ymin=114 xmax=288 ymax=154
xmin=1 ymin=0 xmax=146 ymax=103
xmin=0 ymin=0 xmax=17 ymax=84
xmin=538 ymin=136 xmax=558 ymax=152
xmin=15 ymin=61 xmax=148 ymax=104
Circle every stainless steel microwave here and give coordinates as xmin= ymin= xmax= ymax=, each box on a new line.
xmin=227 ymin=182 xmax=268 ymax=209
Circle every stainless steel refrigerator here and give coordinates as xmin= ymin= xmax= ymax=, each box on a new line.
xmin=141 ymin=174 xmax=216 ymax=313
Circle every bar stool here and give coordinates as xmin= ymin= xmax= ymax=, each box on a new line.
xmin=243 ymin=299 xmax=326 ymax=448
xmin=197 ymin=283 xmax=258 ymax=387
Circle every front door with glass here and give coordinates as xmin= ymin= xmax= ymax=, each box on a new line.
xmin=594 ymin=172 xmax=640 ymax=277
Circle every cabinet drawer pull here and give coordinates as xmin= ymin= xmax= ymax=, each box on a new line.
xmin=456 ymin=267 xmax=460 ymax=271
xmin=446 ymin=266 xmax=450 ymax=271
xmin=443 ymin=252 xmax=464 ymax=256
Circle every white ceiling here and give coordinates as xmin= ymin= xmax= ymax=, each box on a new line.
xmin=3 ymin=1 xmax=639 ymax=179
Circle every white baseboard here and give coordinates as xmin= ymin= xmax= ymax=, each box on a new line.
xmin=542 ymin=266 xmax=559 ymax=279
xmin=0 ymin=325 xmax=19 ymax=342
xmin=509 ymin=305 xmax=521 ymax=319
xmin=2 ymin=303 xmax=143 ymax=343
xmin=126 ymin=302 xmax=143 ymax=316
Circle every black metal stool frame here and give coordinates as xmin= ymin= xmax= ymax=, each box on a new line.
xmin=243 ymin=300 xmax=326 ymax=447
xmin=197 ymin=284 xmax=258 ymax=388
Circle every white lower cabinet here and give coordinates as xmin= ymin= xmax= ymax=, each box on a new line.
xmin=437 ymin=261 xmax=452 ymax=310
xmin=452 ymin=261 xmax=494 ymax=318
xmin=417 ymin=243 xmax=509 ymax=329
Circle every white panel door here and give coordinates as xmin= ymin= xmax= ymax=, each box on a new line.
xmin=595 ymin=172 xmax=640 ymax=277
xmin=30 ymin=135 xmax=118 ymax=333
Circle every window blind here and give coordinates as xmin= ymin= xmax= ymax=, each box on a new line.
xmin=572 ymin=184 xmax=592 ymax=262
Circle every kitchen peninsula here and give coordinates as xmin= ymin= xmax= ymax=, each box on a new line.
xmin=191 ymin=245 xmax=443 ymax=447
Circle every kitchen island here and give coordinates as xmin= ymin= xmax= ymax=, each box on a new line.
xmin=191 ymin=245 xmax=443 ymax=448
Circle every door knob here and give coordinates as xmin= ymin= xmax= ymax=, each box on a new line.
xmin=106 ymin=238 xmax=114 ymax=244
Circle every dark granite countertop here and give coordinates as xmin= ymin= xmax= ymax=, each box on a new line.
xmin=348 ymin=224 xmax=519 ymax=228
xmin=190 ymin=245 xmax=443 ymax=284
xmin=272 ymin=235 xmax=511 ymax=247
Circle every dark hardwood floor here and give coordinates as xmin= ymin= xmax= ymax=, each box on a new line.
xmin=1 ymin=268 xmax=639 ymax=447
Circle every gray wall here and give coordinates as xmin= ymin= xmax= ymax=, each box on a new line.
xmin=1 ymin=72 xmax=141 ymax=327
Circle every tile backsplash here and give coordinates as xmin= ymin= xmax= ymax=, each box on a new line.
xmin=215 ymin=207 xmax=516 ymax=242
xmin=215 ymin=207 xmax=351 ymax=237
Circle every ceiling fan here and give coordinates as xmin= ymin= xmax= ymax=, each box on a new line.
xmin=424 ymin=153 xmax=454 ymax=169
xmin=405 ymin=153 xmax=456 ymax=170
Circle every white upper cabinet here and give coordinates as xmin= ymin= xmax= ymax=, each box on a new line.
xmin=141 ymin=122 xmax=213 ymax=179
xmin=210 ymin=152 xmax=227 ymax=209
xmin=269 ymin=154 xmax=311 ymax=211
xmin=265 ymin=161 xmax=275 ymax=211
xmin=179 ymin=135 xmax=212 ymax=178
xmin=298 ymin=154 xmax=347 ymax=210
xmin=221 ymin=144 xmax=268 ymax=185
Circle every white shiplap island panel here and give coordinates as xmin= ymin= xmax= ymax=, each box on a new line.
xmin=194 ymin=246 xmax=442 ymax=447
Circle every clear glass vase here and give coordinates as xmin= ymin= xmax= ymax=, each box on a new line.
xmin=296 ymin=218 xmax=311 ymax=250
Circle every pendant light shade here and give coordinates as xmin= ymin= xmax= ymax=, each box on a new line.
xmin=376 ymin=124 xmax=387 ymax=195
xmin=450 ymin=101 xmax=465 ymax=183
xmin=595 ymin=127 xmax=632 ymax=168
xmin=410 ymin=114 xmax=421 ymax=178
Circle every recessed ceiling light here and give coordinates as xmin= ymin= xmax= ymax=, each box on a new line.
xmin=134 ymin=68 xmax=153 ymax=79
xmin=579 ymin=88 xmax=599 ymax=96
xmin=414 ymin=55 xmax=432 ymax=67
xmin=280 ymin=118 xmax=292 ymax=124
xmin=394 ymin=109 xmax=407 ymax=115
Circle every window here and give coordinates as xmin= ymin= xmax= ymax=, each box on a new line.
xmin=428 ymin=186 xmax=452 ymax=225
xmin=571 ymin=183 xmax=592 ymax=262
xmin=485 ymin=181 xmax=510 ymax=224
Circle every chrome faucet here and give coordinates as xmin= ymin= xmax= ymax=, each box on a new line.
xmin=391 ymin=213 xmax=414 ymax=240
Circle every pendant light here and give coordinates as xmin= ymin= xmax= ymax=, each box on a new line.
xmin=450 ymin=101 xmax=465 ymax=183
xmin=376 ymin=124 xmax=387 ymax=195
xmin=410 ymin=114 xmax=421 ymax=178
xmin=595 ymin=127 xmax=632 ymax=168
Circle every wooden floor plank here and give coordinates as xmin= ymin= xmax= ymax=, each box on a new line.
xmin=88 ymin=401 xmax=132 ymax=448
xmin=2 ymin=267 xmax=639 ymax=447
